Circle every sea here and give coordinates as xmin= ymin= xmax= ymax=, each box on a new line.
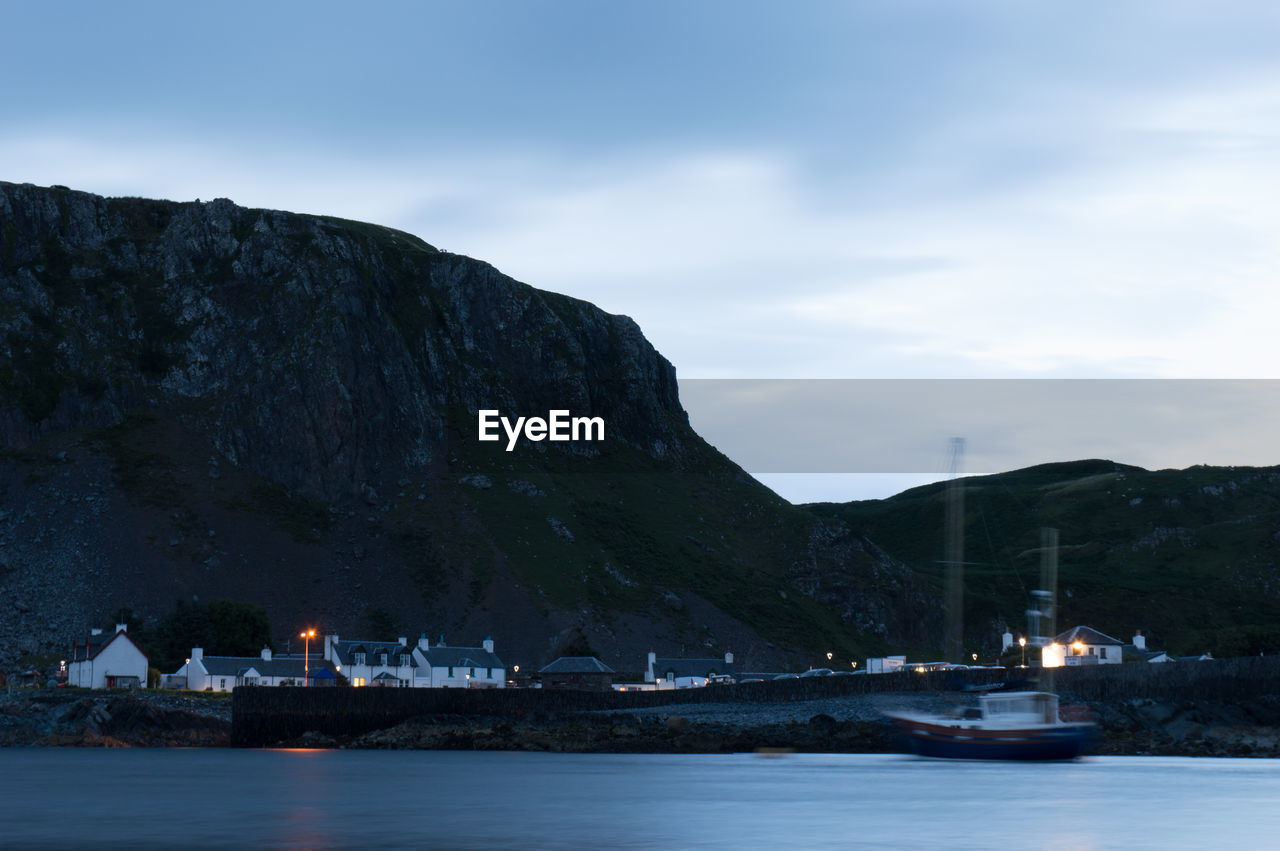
xmin=1 ymin=749 xmax=1277 ymax=849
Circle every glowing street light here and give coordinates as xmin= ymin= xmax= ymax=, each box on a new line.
xmin=300 ymin=628 xmax=316 ymax=686
xmin=826 ymin=652 xmax=833 ymax=661
xmin=1018 ymin=636 xmax=1027 ymax=667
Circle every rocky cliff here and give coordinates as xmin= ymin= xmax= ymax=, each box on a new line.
xmin=0 ymin=182 xmax=937 ymax=672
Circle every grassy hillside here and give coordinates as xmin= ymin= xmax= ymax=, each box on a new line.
xmin=809 ymin=460 xmax=1280 ymax=657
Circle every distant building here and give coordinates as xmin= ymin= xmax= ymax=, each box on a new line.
xmin=413 ymin=635 xmax=506 ymax=689
xmin=321 ymin=633 xmax=505 ymax=688
xmin=1042 ymin=626 xmax=1124 ymax=667
xmin=538 ymin=656 xmax=616 ymax=691
xmin=1122 ymin=630 xmax=1174 ymax=663
xmin=865 ymin=656 xmax=907 ymax=674
xmin=645 ymin=650 xmax=734 ymax=688
xmin=67 ymin=624 xmax=149 ymax=689
xmin=173 ymin=647 xmax=334 ymax=691
xmin=323 ymin=636 xmax=417 ymax=687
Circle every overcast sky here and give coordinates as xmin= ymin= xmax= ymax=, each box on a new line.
xmin=5 ymin=2 xmax=1280 ymax=500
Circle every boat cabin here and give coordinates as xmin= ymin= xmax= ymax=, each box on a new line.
xmin=978 ymin=691 xmax=1059 ymax=725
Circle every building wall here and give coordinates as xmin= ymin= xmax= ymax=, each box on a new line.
xmin=69 ymin=638 xmax=148 ymax=689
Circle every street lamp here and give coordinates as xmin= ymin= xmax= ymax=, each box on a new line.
xmin=826 ymin=652 xmax=833 ymax=662
xmin=1018 ymin=636 xmax=1027 ymax=667
xmin=300 ymin=629 xmax=316 ymax=686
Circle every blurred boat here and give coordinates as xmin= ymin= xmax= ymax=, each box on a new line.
xmin=884 ymin=690 xmax=1097 ymax=761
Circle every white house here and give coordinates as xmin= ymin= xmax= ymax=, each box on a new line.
xmin=173 ymin=647 xmax=331 ymax=691
xmin=67 ymin=624 xmax=149 ymax=689
xmin=412 ymin=635 xmax=506 ymax=688
xmin=645 ymin=650 xmax=734 ymax=688
xmin=323 ymin=635 xmax=417 ymax=687
xmin=1042 ymin=625 xmax=1124 ymax=668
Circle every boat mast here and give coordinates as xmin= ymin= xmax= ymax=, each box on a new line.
xmin=944 ymin=437 xmax=965 ymax=662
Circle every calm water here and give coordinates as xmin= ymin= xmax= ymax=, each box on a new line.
xmin=2 ymin=750 xmax=1278 ymax=849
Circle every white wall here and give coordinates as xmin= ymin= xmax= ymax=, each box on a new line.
xmin=69 ymin=635 xmax=148 ymax=689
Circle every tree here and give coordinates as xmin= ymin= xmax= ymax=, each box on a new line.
xmin=206 ymin=599 xmax=272 ymax=657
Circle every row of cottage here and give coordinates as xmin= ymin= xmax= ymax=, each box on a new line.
xmin=67 ymin=619 xmax=1207 ymax=692
xmin=65 ymin=623 xmax=737 ymax=692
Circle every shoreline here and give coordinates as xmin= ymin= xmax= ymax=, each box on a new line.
xmin=4 ymin=688 xmax=1278 ymax=757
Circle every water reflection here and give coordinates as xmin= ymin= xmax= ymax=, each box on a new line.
xmin=1 ymin=750 xmax=1278 ymax=849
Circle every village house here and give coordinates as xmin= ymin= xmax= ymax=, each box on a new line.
xmin=322 ymin=635 xmax=417 ymax=687
xmin=411 ymin=635 xmax=506 ymax=688
xmin=1122 ymin=630 xmax=1174 ymax=663
xmin=538 ymin=656 xmax=616 ymax=691
xmin=67 ymin=624 xmax=149 ymax=689
xmin=645 ymin=650 xmax=735 ymax=688
xmin=171 ymin=647 xmax=335 ymax=691
xmin=1041 ymin=626 xmax=1124 ymax=667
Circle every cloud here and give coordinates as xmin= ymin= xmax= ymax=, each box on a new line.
xmin=680 ymin=379 xmax=1280 ymax=475
xmin=6 ymin=58 xmax=1280 ymax=389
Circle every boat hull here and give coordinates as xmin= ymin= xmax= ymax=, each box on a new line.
xmin=888 ymin=717 xmax=1097 ymax=761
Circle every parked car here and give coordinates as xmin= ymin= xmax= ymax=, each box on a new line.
xmin=799 ymin=668 xmax=833 ymax=677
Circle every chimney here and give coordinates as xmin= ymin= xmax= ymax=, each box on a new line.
xmin=645 ymin=650 xmax=657 ymax=682
xmin=418 ymin=633 xmax=430 ymax=651
xmin=261 ymin=647 xmax=272 ymax=661
xmin=398 ymin=636 xmax=408 ymax=647
xmin=1133 ymin=631 xmax=1146 ymax=651
xmin=324 ymin=634 xmax=338 ymax=661
xmin=483 ymin=637 xmax=494 ymax=653
xmin=724 ymin=650 xmax=734 ymax=665
xmin=115 ymin=623 xmax=128 ymax=634
xmin=1001 ymin=630 xmax=1013 ymax=652
xmin=191 ymin=648 xmax=203 ymax=662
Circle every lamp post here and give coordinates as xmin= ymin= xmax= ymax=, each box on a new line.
xmin=1018 ymin=636 xmax=1027 ymax=667
xmin=300 ymin=628 xmax=315 ymax=686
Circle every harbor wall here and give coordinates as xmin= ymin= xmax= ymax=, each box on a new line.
xmin=231 ymin=657 xmax=1280 ymax=747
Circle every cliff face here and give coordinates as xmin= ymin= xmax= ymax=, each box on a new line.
xmin=0 ymin=182 xmax=686 ymax=501
xmin=1 ymin=182 xmax=937 ymax=671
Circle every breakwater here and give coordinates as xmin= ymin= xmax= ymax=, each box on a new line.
xmin=232 ymin=657 xmax=1280 ymax=749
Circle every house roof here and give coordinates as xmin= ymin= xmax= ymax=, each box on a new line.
xmin=333 ymin=640 xmax=416 ymax=667
xmin=653 ymin=657 xmax=734 ymax=679
xmin=1053 ymin=625 xmax=1123 ymax=647
xmin=423 ymin=647 xmax=504 ymax=669
xmin=69 ymin=629 xmax=149 ymax=664
xmin=199 ymin=656 xmax=326 ymax=679
xmin=538 ymin=656 xmax=615 ymax=674
xmin=1123 ymin=646 xmax=1168 ymax=662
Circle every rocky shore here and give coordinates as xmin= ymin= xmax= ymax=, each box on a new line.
xmin=0 ymin=689 xmax=230 ymax=747
xmin=5 ymin=688 xmax=1279 ymax=757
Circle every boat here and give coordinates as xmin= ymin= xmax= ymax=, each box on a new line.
xmin=884 ymin=690 xmax=1097 ymax=761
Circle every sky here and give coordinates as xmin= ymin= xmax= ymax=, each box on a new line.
xmin=4 ymin=1 xmax=1280 ymax=501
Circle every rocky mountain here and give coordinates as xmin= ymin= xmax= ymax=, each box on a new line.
xmin=0 ymin=182 xmax=935 ymax=672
